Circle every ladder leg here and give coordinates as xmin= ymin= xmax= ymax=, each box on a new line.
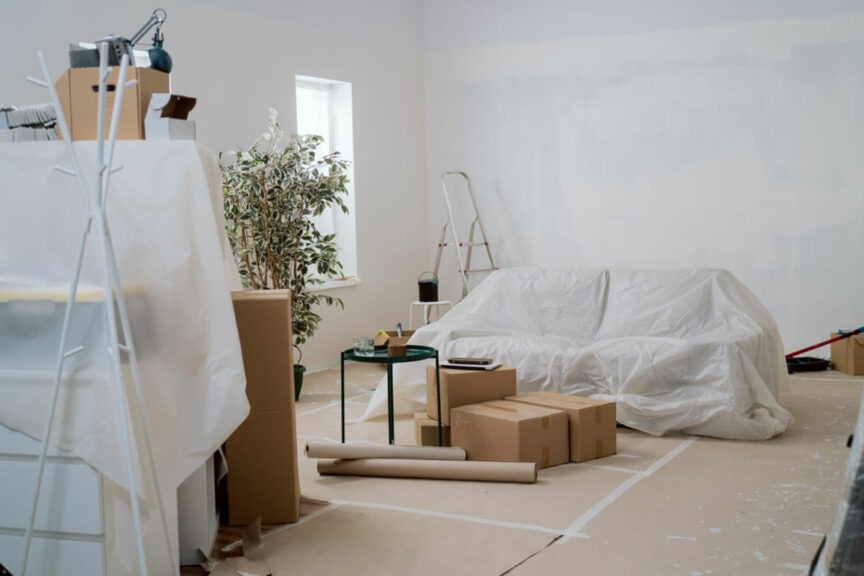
xmin=432 ymin=222 xmax=448 ymax=279
xmin=465 ymin=218 xmax=478 ymax=288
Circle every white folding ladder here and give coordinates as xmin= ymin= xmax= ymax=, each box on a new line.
xmin=433 ymin=171 xmax=497 ymax=300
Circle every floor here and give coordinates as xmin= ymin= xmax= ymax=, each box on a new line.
xmin=188 ymin=365 xmax=863 ymax=576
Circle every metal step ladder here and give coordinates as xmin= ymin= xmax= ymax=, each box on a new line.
xmin=433 ymin=171 xmax=498 ymax=300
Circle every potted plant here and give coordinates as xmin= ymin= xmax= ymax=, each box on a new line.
xmin=221 ymin=108 xmax=350 ymax=400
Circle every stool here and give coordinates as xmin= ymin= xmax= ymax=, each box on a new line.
xmin=410 ymin=300 xmax=453 ymax=329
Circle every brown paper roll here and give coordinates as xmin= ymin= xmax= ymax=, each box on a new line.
xmin=316 ymin=458 xmax=537 ymax=484
xmin=305 ymin=442 xmax=465 ymax=461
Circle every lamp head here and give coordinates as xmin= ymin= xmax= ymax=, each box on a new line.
xmin=148 ymin=28 xmax=172 ymax=74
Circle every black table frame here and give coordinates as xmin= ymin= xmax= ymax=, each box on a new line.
xmin=341 ymin=345 xmax=442 ymax=446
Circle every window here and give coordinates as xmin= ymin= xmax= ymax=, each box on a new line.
xmin=295 ymin=75 xmax=357 ymax=284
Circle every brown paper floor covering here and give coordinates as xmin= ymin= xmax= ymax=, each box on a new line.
xmin=182 ymin=363 xmax=863 ymax=576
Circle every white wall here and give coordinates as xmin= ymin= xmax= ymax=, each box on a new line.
xmin=5 ymin=1 xmax=864 ymax=363
xmin=1 ymin=0 xmax=427 ymax=370
xmin=422 ymin=1 xmax=864 ymax=353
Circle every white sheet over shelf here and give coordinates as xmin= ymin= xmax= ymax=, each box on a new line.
xmin=0 ymin=141 xmax=248 ymax=491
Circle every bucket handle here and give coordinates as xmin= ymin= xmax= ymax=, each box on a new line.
xmin=418 ymin=271 xmax=438 ymax=283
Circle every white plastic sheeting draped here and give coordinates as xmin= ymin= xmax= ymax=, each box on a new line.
xmin=0 ymin=141 xmax=248 ymax=492
xmin=362 ymin=267 xmax=793 ymax=440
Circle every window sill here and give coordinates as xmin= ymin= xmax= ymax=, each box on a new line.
xmin=309 ymin=277 xmax=362 ymax=293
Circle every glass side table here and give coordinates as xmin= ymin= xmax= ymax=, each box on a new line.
xmin=341 ymin=345 xmax=442 ymax=446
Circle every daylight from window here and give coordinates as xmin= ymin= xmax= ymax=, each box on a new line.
xmin=295 ymin=75 xmax=357 ymax=283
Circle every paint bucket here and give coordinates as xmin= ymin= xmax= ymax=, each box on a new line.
xmin=418 ymin=271 xmax=439 ymax=302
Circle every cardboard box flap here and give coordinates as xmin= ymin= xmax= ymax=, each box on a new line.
xmin=146 ymin=93 xmax=196 ymax=120
xmin=454 ymin=399 xmax=564 ymax=423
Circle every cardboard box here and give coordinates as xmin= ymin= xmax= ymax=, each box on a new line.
xmin=225 ymin=290 xmax=300 ymax=525
xmin=450 ymin=400 xmax=569 ymax=469
xmin=230 ymin=291 xmax=295 ymax=411
xmin=426 ymin=365 xmax=517 ymax=426
xmin=54 ymin=66 xmax=169 ymax=140
xmin=145 ymin=93 xmax=197 ymax=140
xmin=375 ymin=330 xmax=415 ymax=356
xmin=831 ymin=332 xmax=864 ymax=376
xmin=506 ymin=392 xmax=616 ymax=462
xmin=414 ymin=412 xmax=451 ymax=447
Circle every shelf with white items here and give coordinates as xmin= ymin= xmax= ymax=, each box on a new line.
xmin=0 ymin=423 xmax=105 ymax=575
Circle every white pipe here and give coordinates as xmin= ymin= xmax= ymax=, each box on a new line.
xmin=92 ymin=45 xmax=150 ymax=576
xmin=21 ymin=50 xmax=97 ymax=576
xmin=20 ymin=219 xmax=91 ymax=576
xmin=101 ymin=54 xmax=128 ymax=207
xmin=106 ymin=238 xmax=178 ymax=574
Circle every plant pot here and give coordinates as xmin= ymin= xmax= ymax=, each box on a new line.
xmin=294 ymin=364 xmax=306 ymax=402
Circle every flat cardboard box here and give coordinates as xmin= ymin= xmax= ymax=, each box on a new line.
xmin=414 ymin=412 xmax=451 ymax=447
xmin=450 ymin=400 xmax=569 ymax=469
xmin=225 ymin=290 xmax=299 ymax=525
xmin=506 ymin=392 xmax=616 ymax=462
xmin=145 ymin=93 xmax=197 ymax=140
xmin=831 ymin=332 xmax=864 ymax=376
xmin=55 ymin=66 xmax=169 ymax=140
xmin=426 ymin=365 xmax=517 ymax=426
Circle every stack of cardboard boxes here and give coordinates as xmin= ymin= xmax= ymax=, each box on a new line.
xmin=415 ymin=365 xmax=617 ymax=468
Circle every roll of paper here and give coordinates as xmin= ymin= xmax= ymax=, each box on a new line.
xmin=316 ymin=458 xmax=537 ymax=484
xmin=305 ymin=442 xmax=466 ymax=461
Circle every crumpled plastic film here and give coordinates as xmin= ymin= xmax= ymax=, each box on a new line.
xmin=0 ymin=141 xmax=249 ymax=491
xmin=361 ymin=267 xmax=792 ymax=440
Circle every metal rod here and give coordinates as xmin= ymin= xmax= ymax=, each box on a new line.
xmin=21 ymin=217 xmax=91 ymax=576
xmin=106 ymin=231 xmax=177 ymax=574
xmin=786 ymin=327 xmax=864 ymax=359
xmin=387 ymin=360 xmax=395 ymax=445
xmin=341 ymin=353 xmax=346 ymax=443
xmin=92 ymin=46 xmax=150 ymax=576
xmin=101 ymin=54 xmax=129 ymax=207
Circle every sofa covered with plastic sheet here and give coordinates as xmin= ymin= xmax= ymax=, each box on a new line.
xmin=361 ymin=267 xmax=793 ymax=440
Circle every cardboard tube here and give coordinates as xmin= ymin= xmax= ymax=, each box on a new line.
xmin=305 ymin=443 xmax=466 ymax=461
xmin=317 ymin=458 xmax=537 ymax=484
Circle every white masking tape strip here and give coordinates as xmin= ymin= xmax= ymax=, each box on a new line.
xmin=296 ymin=390 xmax=371 ymax=419
xmin=578 ymin=464 xmax=641 ymax=475
xmin=560 ymin=436 xmax=697 ymax=541
xmin=332 ymin=499 xmax=579 ymax=538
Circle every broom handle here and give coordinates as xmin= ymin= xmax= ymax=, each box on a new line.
xmin=786 ymin=326 xmax=864 ymax=359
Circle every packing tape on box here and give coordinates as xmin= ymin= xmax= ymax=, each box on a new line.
xmin=317 ymin=458 xmax=537 ymax=484
xmin=305 ymin=442 xmax=465 ymax=461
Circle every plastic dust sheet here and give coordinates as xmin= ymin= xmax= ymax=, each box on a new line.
xmin=362 ymin=267 xmax=793 ymax=440
xmin=0 ymin=141 xmax=248 ymax=492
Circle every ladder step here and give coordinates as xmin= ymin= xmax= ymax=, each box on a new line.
xmin=462 ymin=268 xmax=497 ymax=273
xmin=462 ymin=242 xmax=487 ymax=247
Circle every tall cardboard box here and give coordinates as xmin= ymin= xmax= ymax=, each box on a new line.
xmin=414 ymin=412 xmax=451 ymax=447
xmin=450 ymin=400 xmax=569 ymax=469
xmin=426 ymin=365 xmax=517 ymax=425
xmin=507 ymin=392 xmax=616 ymax=462
xmin=54 ymin=66 xmax=170 ymax=140
xmin=831 ymin=333 xmax=864 ymax=376
xmin=225 ymin=291 xmax=300 ymax=525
